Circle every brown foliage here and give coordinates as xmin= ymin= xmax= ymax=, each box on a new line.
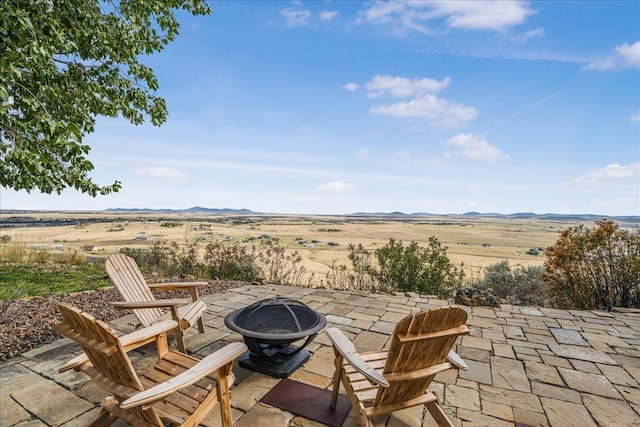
xmin=543 ymin=220 xmax=640 ymax=310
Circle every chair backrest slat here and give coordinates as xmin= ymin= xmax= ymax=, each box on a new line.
xmin=56 ymin=303 xmax=163 ymax=426
xmin=106 ymin=254 xmax=164 ymax=327
xmin=378 ymin=307 xmax=468 ymax=406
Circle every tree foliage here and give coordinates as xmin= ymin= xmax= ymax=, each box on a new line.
xmin=0 ymin=0 xmax=210 ymax=195
xmin=543 ymin=220 xmax=640 ymax=310
xmin=372 ymin=237 xmax=465 ymax=298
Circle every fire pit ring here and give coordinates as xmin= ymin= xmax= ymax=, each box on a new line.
xmin=225 ymin=296 xmax=327 ymax=378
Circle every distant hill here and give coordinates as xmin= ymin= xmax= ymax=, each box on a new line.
xmin=105 ymin=206 xmax=256 ymax=214
xmin=94 ymin=207 xmax=639 ymax=223
xmin=351 ymin=211 xmax=639 ymax=222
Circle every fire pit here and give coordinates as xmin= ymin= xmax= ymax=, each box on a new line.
xmin=224 ymin=296 xmax=327 ymax=378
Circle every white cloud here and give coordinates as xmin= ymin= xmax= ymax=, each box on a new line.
xmin=434 ymin=1 xmax=534 ymax=31
xmin=574 ymin=163 xmax=640 ymax=184
xmin=616 ymin=41 xmax=640 ymax=67
xmin=319 ymin=10 xmax=339 ymax=21
xmin=317 ymin=180 xmax=356 ymax=192
xmin=355 ymin=74 xmax=475 ymax=128
xmin=342 ymin=82 xmax=359 ymax=92
xmin=371 ymin=94 xmax=478 ymax=128
xmin=134 ymin=167 xmax=187 ymax=179
xmin=632 ymin=114 xmax=640 ymax=122
xmin=444 ymin=133 xmax=509 ymax=162
xmin=365 ymin=75 xmax=451 ymax=98
xmin=511 ymin=27 xmax=544 ymax=43
xmin=357 ymin=1 xmax=405 ymax=26
xmin=585 ymin=40 xmax=640 ymax=71
xmin=280 ymin=8 xmax=311 ymax=27
xmin=357 ymin=1 xmax=534 ymax=34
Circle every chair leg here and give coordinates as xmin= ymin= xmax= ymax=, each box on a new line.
xmin=217 ymin=373 xmax=233 ymax=427
xmin=197 ymin=317 xmax=205 ymax=333
xmin=425 ymin=398 xmax=455 ymax=427
xmin=330 ymin=352 xmax=344 ymax=409
xmin=175 ymin=327 xmax=187 ymax=353
xmin=89 ymin=407 xmax=118 ymax=427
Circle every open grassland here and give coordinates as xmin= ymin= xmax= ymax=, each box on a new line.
xmin=0 ymin=212 xmax=611 ymax=284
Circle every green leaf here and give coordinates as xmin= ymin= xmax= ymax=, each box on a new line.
xmin=0 ymin=0 xmax=210 ymax=196
xmin=0 ymin=86 xmax=8 ymax=102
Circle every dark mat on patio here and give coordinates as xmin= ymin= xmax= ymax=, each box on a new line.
xmin=260 ymin=378 xmax=351 ymax=427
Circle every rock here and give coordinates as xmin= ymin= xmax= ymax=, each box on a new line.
xmin=455 ymin=287 xmax=500 ymax=307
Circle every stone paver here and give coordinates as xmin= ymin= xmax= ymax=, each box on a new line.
xmin=550 ymin=327 xmax=589 ymax=346
xmin=1 ymin=284 xmax=639 ymax=427
xmin=541 ymin=397 xmax=597 ymax=427
xmin=558 ymin=367 xmax=622 ymax=399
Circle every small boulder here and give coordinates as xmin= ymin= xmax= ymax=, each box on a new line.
xmin=455 ymin=287 xmax=500 ymax=307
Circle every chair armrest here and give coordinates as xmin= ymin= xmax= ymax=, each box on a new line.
xmin=447 ymin=350 xmax=468 ymax=370
xmin=326 ymin=327 xmax=389 ymax=387
xmin=148 ymin=282 xmax=208 ymax=291
xmin=59 ymin=319 xmax=179 ymax=373
xmin=120 ymin=342 xmax=248 ymax=409
xmin=110 ymin=299 xmax=190 ymax=309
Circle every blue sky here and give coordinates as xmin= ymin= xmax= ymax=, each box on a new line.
xmin=3 ymin=1 xmax=639 ymax=215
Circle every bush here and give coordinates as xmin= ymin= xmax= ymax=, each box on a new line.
xmin=372 ymin=237 xmax=464 ymax=298
xmin=475 ymin=260 xmax=546 ymax=306
xmin=347 ymin=244 xmax=376 ymax=290
xmin=203 ymin=241 xmax=260 ymax=282
xmin=543 ymin=219 xmax=640 ymax=310
xmin=119 ymin=240 xmax=171 ymax=274
xmin=256 ymin=244 xmax=306 ymax=285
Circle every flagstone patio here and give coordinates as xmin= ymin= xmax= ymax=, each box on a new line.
xmin=1 ymin=284 xmax=639 ymax=426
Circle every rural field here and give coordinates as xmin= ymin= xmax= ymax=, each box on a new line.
xmin=2 ymin=210 xmax=626 ymax=284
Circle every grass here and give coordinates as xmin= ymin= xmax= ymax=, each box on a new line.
xmin=0 ymin=263 xmax=112 ymax=301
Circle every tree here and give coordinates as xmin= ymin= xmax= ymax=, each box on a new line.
xmin=373 ymin=237 xmax=465 ymax=298
xmin=543 ymin=220 xmax=640 ymax=310
xmin=0 ymin=0 xmax=210 ymax=195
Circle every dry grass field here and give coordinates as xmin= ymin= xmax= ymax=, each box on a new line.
xmin=0 ymin=211 xmax=606 ymax=284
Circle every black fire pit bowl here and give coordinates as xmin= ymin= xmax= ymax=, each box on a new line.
xmin=224 ymin=296 xmax=327 ymax=378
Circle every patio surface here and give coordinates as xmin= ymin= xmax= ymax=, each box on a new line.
xmin=1 ymin=284 xmax=639 ymax=427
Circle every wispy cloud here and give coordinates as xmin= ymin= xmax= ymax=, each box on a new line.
xmin=296 ymin=180 xmax=356 ymax=205
xmin=342 ymin=82 xmax=359 ymax=92
xmin=280 ymin=7 xmax=311 ymax=27
xmin=632 ymin=114 xmax=640 ymax=122
xmin=511 ymin=27 xmax=544 ymax=43
xmin=371 ymin=94 xmax=478 ymax=128
xmin=444 ymin=133 xmax=509 ymax=162
xmin=573 ymin=163 xmax=640 ymax=184
xmin=319 ymin=10 xmax=339 ymax=21
xmin=317 ymin=180 xmax=356 ymax=193
xmin=357 ymin=0 xmax=534 ymax=34
xmin=585 ymin=40 xmax=640 ymax=71
xmin=134 ymin=167 xmax=187 ymax=179
xmin=355 ymin=148 xmax=370 ymax=158
xmin=365 ymin=75 xmax=451 ymax=98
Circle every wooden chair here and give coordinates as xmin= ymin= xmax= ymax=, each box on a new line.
xmin=56 ymin=302 xmax=247 ymax=427
xmin=326 ymin=306 xmax=470 ymax=427
xmin=106 ymin=253 xmax=207 ymax=352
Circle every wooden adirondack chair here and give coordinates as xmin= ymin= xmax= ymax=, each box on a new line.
xmin=106 ymin=253 xmax=207 ymax=352
xmin=56 ymin=302 xmax=247 ymax=427
xmin=326 ymin=306 xmax=470 ymax=427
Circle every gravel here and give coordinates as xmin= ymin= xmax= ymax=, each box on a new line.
xmin=0 ymin=280 xmax=246 ymax=361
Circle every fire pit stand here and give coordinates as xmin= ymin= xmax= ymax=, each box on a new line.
xmin=224 ymin=296 xmax=327 ymax=378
